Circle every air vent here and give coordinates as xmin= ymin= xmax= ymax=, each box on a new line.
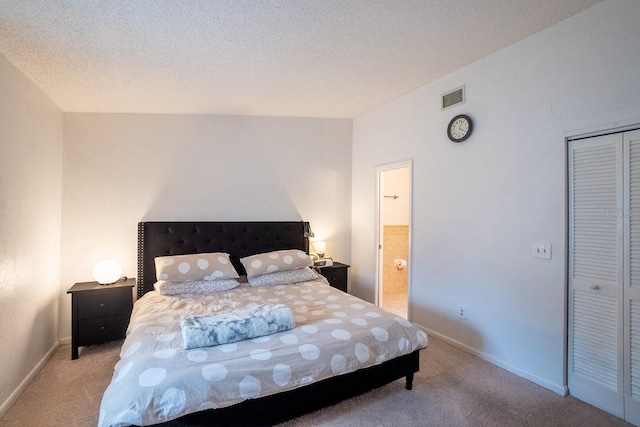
xmin=442 ymin=85 xmax=465 ymax=110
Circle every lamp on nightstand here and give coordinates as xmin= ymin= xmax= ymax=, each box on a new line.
xmin=311 ymin=240 xmax=333 ymax=267
xmin=312 ymin=240 xmax=326 ymax=259
xmin=92 ymin=260 xmax=123 ymax=285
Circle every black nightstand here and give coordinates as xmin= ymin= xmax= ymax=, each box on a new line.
xmin=319 ymin=262 xmax=350 ymax=293
xmin=67 ymin=278 xmax=135 ymax=359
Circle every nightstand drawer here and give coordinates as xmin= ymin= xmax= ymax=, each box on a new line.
xmin=321 ymin=263 xmax=349 ymax=292
xmin=77 ymin=314 xmax=129 ymax=345
xmin=77 ymin=287 xmax=131 ymax=319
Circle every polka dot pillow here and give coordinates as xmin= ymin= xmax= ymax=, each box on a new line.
xmin=154 ymin=278 xmax=240 ymax=296
xmin=240 ymin=249 xmax=313 ymax=278
xmin=155 ymin=252 xmax=239 ymax=282
xmin=247 ymin=267 xmax=318 ymax=287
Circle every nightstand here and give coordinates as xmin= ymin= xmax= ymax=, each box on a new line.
xmin=67 ymin=278 xmax=135 ymax=359
xmin=319 ymin=262 xmax=350 ymax=293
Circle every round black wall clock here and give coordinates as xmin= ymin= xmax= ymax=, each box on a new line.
xmin=447 ymin=114 xmax=473 ymax=143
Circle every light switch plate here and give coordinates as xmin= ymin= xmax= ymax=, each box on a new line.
xmin=532 ymin=243 xmax=551 ymax=260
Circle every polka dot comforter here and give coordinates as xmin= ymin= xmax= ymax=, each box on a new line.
xmin=98 ymin=278 xmax=428 ymax=427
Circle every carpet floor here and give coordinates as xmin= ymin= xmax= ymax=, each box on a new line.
xmin=0 ymin=336 xmax=632 ymax=427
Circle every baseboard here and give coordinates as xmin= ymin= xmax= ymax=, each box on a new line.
xmin=0 ymin=340 xmax=60 ymax=419
xmin=59 ymin=336 xmax=71 ymax=345
xmin=423 ymin=327 xmax=568 ymax=396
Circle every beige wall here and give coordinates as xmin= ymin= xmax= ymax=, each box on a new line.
xmin=381 ymin=167 xmax=410 ymax=296
xmin=0 ymin=53 xmax=63 ymax=414
xmin=382 ymin=167 xmax=410 ymax=226
xmin=59 ymin=113 xmax=353 ymax=339
xmin=383 ymin=225 xmax=408 ymax=295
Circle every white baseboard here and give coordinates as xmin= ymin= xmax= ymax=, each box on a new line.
xmin=59 ymin=336 xmax=71 ymax=345
xmin=423 ymin=327 xmax=568 ymax=396
xmin=0 ymin=340 xmax=60 ymax=419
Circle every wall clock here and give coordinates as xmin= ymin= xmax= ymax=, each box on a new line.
xmin=447 ymin=114 xmax=473 ymax=143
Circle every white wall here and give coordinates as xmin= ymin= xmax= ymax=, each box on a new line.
xmin=0 ymin=54 xmax=62 ymax=414
xmin=352 ymin=0 xmax=640 ymax=394
xmin=60 ymin=113 xmax=352 ymax=339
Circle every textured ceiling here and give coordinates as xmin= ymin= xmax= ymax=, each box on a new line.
xmin=0 ymin=0 xmax=600 ymax=118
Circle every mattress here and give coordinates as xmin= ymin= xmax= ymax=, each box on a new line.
xmin=98 ymin=276 xmax=428 ymax=427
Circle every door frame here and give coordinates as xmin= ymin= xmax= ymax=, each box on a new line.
xmin=375 ymin=159 xmax=413 ymax=319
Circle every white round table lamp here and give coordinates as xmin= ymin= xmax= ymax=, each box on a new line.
xmin=93 ymin=260 xmax=123 ymax=285
xmin=313 ymin=240 xmax=326 ymax=258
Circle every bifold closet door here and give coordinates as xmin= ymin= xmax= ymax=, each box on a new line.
xmin=568 ymin=134 xmax=624 ymax=418
xmin=624 ymin=129 xmax=640 ymax=425
xmin=569 ymin=129 xmax=640 ymax=424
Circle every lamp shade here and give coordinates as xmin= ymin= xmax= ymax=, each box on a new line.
xmin=314 ymin=241 xmax=326 ymax=258
xmin=93 ymin=260 xmax=123 ymax=284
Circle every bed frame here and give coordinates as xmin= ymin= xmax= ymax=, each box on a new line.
xmin=137 ymin=221 xmax=420 ymax=426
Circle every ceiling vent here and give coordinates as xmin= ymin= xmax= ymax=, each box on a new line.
xmin=442 ymin=85 xmax=465 ymax=110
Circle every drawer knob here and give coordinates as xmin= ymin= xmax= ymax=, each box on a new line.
xmin=100 ymin=303 xmax=106 ymax=308
xmin=591 ymin=285 xmax=600 ymax=290
xmin=100 ymin=325 xmax=106 ymax=330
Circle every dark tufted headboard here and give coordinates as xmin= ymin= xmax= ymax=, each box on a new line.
xmin=137 ymin=221 xmax=311 ymax=298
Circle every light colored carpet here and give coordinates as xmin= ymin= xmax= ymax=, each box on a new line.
xmin=0 ymin=336 xmax=632 ymax=427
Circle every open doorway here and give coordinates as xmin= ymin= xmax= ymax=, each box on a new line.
xmin=376 ymin=161 xmax=412 ymax=320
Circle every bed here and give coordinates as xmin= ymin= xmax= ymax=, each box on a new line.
xmin=98 ymin=221 xmax=427 ymax=426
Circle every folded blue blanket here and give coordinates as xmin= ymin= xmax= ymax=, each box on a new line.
xmin=180 ymin=304 xmax=295 ymax=349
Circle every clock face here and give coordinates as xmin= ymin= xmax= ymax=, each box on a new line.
xmin=447 ymin=114 xmax=473 ymax=143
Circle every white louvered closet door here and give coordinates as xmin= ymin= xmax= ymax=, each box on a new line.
xmin=568 ymin=134 xmax=624 ymax=418
xmin=624 ymin=129 xmax=640 ymax=425
xmin=569 ymin=129 xmax=640 ymax=424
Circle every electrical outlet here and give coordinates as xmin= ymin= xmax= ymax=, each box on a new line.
xmin=458 ymin=305 xmax=466 ymax=320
